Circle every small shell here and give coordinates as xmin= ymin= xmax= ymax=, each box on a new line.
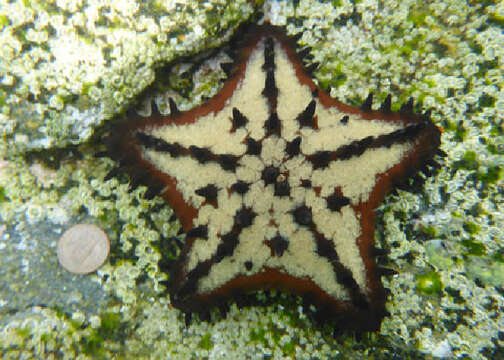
xmin=57 ymin=224 xmax=110 ymax=274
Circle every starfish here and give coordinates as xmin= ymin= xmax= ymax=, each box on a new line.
xmin=103 ymin=24 xmax=441 ymax=332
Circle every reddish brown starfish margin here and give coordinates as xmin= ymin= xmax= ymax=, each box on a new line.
xmin=101 ymin=24 xmax=442 ymax=333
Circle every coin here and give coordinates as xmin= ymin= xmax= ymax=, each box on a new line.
xmin=57 ymin=224 xmax=110 ymax=274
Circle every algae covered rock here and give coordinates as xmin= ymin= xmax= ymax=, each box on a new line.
xmin=0 ymin=0 xmax=256 ymax=157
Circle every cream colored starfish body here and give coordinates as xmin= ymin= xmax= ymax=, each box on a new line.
xmin=105 ymin=25 xmax=441 ymax=332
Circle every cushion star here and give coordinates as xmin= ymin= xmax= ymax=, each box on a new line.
xmin=103 ymin=24 xmax=441 ymax=332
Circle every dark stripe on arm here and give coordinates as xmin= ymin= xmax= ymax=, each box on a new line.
xmin=307 ymin=123 xmax=425 ymax=169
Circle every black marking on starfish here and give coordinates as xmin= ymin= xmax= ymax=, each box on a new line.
xmin=297 ymin=100 xmax=317 ymax=128
xmin=312 ymin=229 xmax=369 ymax=309
xmin=128 ymin=172 xmax=147 ymax=192
xmin=232 ymin=107 xmax=248 ymax=130
xmin=262 ymin=166 xmax=280 ymax=186
xmin=215 ymin=232 xmax=239 ymax=262
xmin=234 ymin=207 xmax=256 ymax=229
xmin=326 ymin=194 xmax=351 ymax=212
xmin=285 ymin=136 xmax=301 ymax=156
xmin=136 ymin=132 xmax=156 ymax=148
xmin=262 ymin=39 xmax=278 ymax=100
xmin=217 ymin=154 xmax=239 ymax=172
xmin=265 ymin=112 xmax=280 ymax=135
xmin=139 ymin=136 xmax=181 ymax=156
xmin=262 ymin=37 xmax=276 ymax=71
xmin=176 ymin=260 xmax=212 ymax=300
xmin=245 ymin=137 xmax=261 ymax=155
xmin=380 ymin=94 xmax=392 ymax=113
xmin=103 ymin=24 xmax=442 ymax=334
xmin=168 ymin=97 xmax=180 ymax=115
xmin=195 ymin=184 xmax=218 ymax=205
xmin=360 ymin=93 xmax=374 ymax=112
xmin=309 ymin=151 xmax=332 ymax=169
xmin=189 ymin=145 xmax=212 ymax=164
xmin=400 ymin=97 xmax=415 ymax=115
xmin=274 ymin=179 xmax=290 ymax=197
xmin=300 ymin=179 xmax=312 ymax=188
xmin=186 ymin=225 xmax=208 ymax=240
xmin=305 ymin=62 xmax=319 ymax=74
xmin=220 ymin=62 xmax=233 ymax=77
xmin=267 ymin=234 xmax=289 ymax=257
xmin=306 ymin=123 xmax=427 ymax=169
xmin=298 ymin=46 xmax=313 ymax=60
xmin=292 ymin=205 xmax=313 ymax=226
xmin=231 ymin=181 xmax=249 ymax=195
xmin=263 ymin=72 xmax=278 ymax=99
xmin=151 ymin=99 xmax=161 ymax=115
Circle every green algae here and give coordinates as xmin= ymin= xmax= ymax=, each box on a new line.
xmin=14 ymin=327 xmax=31 ymax=338
xmin=466 ymin=257 xmax=504 ymax=287
xmin=463 ymin=221 xmax=482 ymax=235
xmin=0 ymin=14 xmax=9 ymax=28
xmin=461 ymin=239 xmax=486 ymax=256
xmin=425 ymin=242 xmax=454 ymax=270
xmin=445 ymin=120 xmax=468 ymax=142
xmin=456 ymin=150 xmax=479 ymax=170
xmin=81 ymin=312 xmax=125 ymax=357
xmin=198 ymin=333 xmax=213 ymax=351
xmin=451 ymin=150 xmax=502 ymax=186
xmin=416 ymin=272 xmax=443 ymax=295
xmin=476 ymin=165 xmax=501 ymax=184
xmin=0 ymin=186 xmax=7 ymax=203
xmin=249 ymin=326 xmax=268 ymax=347
xmin=419 ymin=224 xmax=439 ymax=238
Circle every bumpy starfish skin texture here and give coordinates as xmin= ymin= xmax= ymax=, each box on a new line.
xmin=104 ymin=25 xmax=441 ymax=332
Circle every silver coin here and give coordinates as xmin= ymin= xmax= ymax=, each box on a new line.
xmin=57 ymin=224 xmax=110 ymax=274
